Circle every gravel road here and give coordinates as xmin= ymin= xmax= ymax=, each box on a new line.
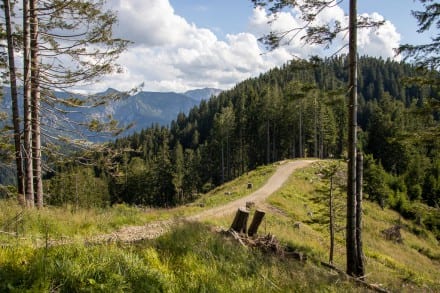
xmin=86 ymin=159 xmax=316 ymax=244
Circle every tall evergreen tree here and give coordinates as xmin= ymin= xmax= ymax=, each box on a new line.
xmin=398 ymin=0 xmax=439 ymax=71
xmin=213 ymin=106 xmax=235 ymax=183
xmin=249 ymin=0 xmax=382 ymax=276
xmin=30 ymin=0 xmax=43 ymax=208
xmin=2 ymin=0 xmax=129 ymax=207
xmin=346 ymin=0 xmax=361 ymax=276
xmin=23 ymin=0 xmax=34 ymax=207
xmin=2 ymin=0 xmax=24 ymax=203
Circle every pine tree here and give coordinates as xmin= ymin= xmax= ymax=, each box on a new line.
xmin=2 ymin=0 xmax=24 ymax=204
xmin=2 ymin=0 xmax=129 ymax=208
xmin=249 ymin=0 xmax=384 ymax=277
xmin=172 ymin=142 xmax=184 ymax=203
xmin=213 ymin=105 xmax=235 ymax=183
xmin=23 ymin=0 xmax=34 ymax=207
xmin=30 ymin=0 xmax=43 ymax=208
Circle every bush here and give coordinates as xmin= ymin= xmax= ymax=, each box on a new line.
xmin=363 ymin=154 xmax=392 ymax=207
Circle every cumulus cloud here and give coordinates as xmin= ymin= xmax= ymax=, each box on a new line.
xmin=357 ymin=13 xmax=401 ymax=59
xmin=83 ymin=0 xmax=401 ymax=93
xmin=248 ymin=5 xmax=401 ymax=60
xmin=85 ymin=0 xmax=288 ymax=93
xmin=109 ymin=0 xmax=189 ymax=47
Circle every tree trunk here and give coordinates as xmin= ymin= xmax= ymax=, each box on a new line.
xmin=221 ymin=140 xmax=225 ymax=183
xmin=272 ymin=124 xmax=276 ymax=162
xmin=299 ymin=107 xmax=303 ymax=157
xmin=248 ymin=210 xmax=266 ymax=236
xmin=23 ymin=0 xmax=34 ymax=207
xmin=319 ymin=110 xmax=324 ymax=159
xmin=314 ymin=95 xmax=318 ymax=158
xmin=240 ymin=126 xmax=244 ymax=175
xmin=329 ymin=175 xmax=335 ymax=264
xmin=356 ymin=152 xmax=365 ymax=277
xmin=226 ymin=135 xmax=230 ymax=181
xmin=346 ymin=0 xmax=359 ymax=277
xmin=266 ymin=120 xmax=270 ymax=164
xmin=31 ymin=0 xmax=43 ymax=208
xmin=230 ymin=208 xmax=249 ymax=234
xmin=3 ymin=0 xmax=25 ymax=204
xmin=292 ymin=136 xmax=296 ymax=158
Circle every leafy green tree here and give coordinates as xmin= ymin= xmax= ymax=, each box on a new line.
xmin=46 ymin=166 xmax=109 ymax=208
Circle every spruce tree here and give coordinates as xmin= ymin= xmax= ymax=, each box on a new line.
xmin=249 ymin=0 xmax=384 ymax=277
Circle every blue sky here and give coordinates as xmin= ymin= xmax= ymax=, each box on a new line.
xmin=170 ymin=0 xmax=430 ymax=44
xmin=90 ymin=0 xmax=434 ymax=93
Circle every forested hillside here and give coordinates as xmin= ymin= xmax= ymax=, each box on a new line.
xmin=44 ymin=56 xmax=439 ymax=235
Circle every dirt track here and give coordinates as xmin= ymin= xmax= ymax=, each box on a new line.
xmin=86 ymin=159 xmax=315 ymax=244
xmin=187 ymin=160 xmax=315 ymax=221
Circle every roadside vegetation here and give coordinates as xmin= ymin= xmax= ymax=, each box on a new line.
xmin=1 ymin=161 xmax=439 ymax=292
xmin=0 ymin=164 xmax=275 ymax=244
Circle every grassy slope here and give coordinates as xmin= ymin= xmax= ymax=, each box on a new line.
xmin=0 ymin=164 xmax=276 ymax=243
xmin=264 ymin=161 xmax=440 ymax=292
xmin=0 ymin=160 xmax=439 ymax=292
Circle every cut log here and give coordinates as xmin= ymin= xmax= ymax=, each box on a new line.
xmin=230 ymin=208 xmax=250 ymax=234
xmin=248 ymin=210 xmax=266 ymax=236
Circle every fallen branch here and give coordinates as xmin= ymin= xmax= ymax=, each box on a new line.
xmin=320 ymin=262 xmax=390 ymax=293
xmin=224 ymin=229 xmax=307 ymax=261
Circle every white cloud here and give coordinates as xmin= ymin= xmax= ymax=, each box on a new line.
xmin=85 ymin=0 xmax=288 ymax=93
xmin=248 ymin=5 xmax=401 ymax=60
xmin=357 ymin=13 xmax=401 ymax=59
xmin=84 ymin=0 xmax=401 ymax=93
xmin=110 ymin=0 xmax=189 ymax=47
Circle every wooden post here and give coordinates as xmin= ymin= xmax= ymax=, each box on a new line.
xmin=230 ymin=208 xmax=250 ymax=234
xmin=248 ymin=210 xmax=266 ymax=236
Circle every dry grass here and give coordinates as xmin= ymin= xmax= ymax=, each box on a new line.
xmin=202 ymin=160 xmax=440 ymax=292
xmin=1 ymin=159 xmax=439 ymax=292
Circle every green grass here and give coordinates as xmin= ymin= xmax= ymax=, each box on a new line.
xmin=0 ymin=200 xmax=148 ymax=243
xmin=202 ymin=160 xmax=440 ymax=292
xmin=0 ymin=163 xmax=276 ymax=244
xmin=1 ymin=159 xmax=439 ymax=292
xmin=261 ymin=160 xmax=440 ymax=292
xmin=0 ymin=223 xmax=361 ymax=292
xmin=193 ymin=163 xmax=276 ymax=208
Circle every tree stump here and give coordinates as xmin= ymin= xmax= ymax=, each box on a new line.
xmin=248 ymin=210 xmax=266 ymax=236
xmin=230 ymin=208 xmax=250 ymax=234
xmin=381 ymin=225 xmax=403 ymax=243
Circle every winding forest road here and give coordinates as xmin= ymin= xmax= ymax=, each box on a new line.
xmin=87 ymin=159 xmax=316 ymax=244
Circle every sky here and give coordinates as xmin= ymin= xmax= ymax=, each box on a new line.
xmin=87 ymin=0 xmax=434 ymax=94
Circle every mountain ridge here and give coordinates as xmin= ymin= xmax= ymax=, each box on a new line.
xmin=0 ymin=87 xmax=222 ymax=140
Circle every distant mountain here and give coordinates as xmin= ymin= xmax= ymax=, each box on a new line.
xmin=183 ymin=88 xmax=222 ymax=101
xmin=0 ymin=88 xmax=201 ymax=141
xmin=102 ymin=90 xmax=199 ymax=135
